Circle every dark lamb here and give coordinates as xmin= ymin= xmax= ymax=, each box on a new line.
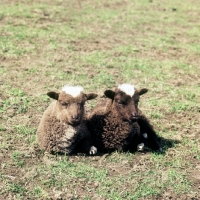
xmin=88 ymin=84 xmax=162 ymax=153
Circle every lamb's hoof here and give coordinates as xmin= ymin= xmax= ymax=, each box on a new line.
xmin=89 ymin=146 xmax=97 ymax=155
xmin=137 ymin=143 xmax=144 ymax=152
xmin=143 ymin=133 xmax=148 ymax=139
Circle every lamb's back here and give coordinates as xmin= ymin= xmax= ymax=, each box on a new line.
xmin=36 ymin=101 xmax=57 ymax=151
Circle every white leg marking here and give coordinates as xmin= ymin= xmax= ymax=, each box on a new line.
xmin=89 ymin=146 xmax=97 ymax=155
xmin=143 ymin=133 xmax=148 ymax=139
xmin=137 ymin=143 xmax=144 ymax=151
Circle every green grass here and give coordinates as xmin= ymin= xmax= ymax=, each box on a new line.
xmin=0 ymin=0 xmax=200 ymax=199
xmin=11 ymin=151 xmax=26 ymax=167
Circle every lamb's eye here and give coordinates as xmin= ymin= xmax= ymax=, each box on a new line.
xmin=61 ymin=102 xmax=69 ymax=107
xmin=117 ymin=101 xmax=124 ymax=106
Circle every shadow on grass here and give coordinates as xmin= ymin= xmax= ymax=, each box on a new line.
xmin=157 ymin=136 xmax=181 ymax=154
xmin=34 ymin=136 xmax=181 ymax=157
xmin=135 ymin=136 xmax=181 ymax=155
xmin=93 ymin=136 xmax=181 ymax=156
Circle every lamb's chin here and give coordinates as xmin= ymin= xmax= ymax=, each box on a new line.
xmin=68 ymin=121 xmax=81 ymax=126
xmin=123 ymin=119 xmax=137 ymax=125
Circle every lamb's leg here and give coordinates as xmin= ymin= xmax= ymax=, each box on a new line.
xmin=137 ymin=116 xmax=162 ymax=152
xmin=137 ymin=143 xmax=145 ymax=151
xmin=146 ymin=132 xmax=162 ymax=152
xmin=78 ymin=136 xmax=98 ymax=155
xmin=89 ymin=146 xmax=98 ymax=155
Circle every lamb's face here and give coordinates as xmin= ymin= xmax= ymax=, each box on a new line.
xmin=57 ymin=92 xmax=86 ymax=126
xmin=105 ymin=84 xmax=148 ymax=124
xmin=47 ymin=86 xmax=97 ymax=126
xmin=113 ymin=90 xmax=140 ymax=124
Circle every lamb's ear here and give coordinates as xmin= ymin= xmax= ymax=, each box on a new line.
xmin=138 ymin=88 xmax=148 ymax=96
xmin=47 ymin=91 xmax=60 ymax=100
xmin=85 ymin=93 xmax=98 ymax=100
xmin=104 ymin=90 xmax=115 ymax=100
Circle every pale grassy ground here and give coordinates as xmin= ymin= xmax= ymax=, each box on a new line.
xmin=0 ymin=0 xmax=200 ymax=199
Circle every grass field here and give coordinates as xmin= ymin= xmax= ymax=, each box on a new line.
xmin=0 ymin=0 xmax=200 ymax=199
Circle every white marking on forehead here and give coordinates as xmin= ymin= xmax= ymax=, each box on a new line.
xmin=118 ymin=84 xmax=136 ymax=97
xmin=62 ymin=85 xmax=83 ymax=97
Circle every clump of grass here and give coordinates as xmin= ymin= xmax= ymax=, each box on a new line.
xmin=11 ymin=151 xmax=26 ymax=167
xmin=0 ymin=0 xmax=199 ymax=199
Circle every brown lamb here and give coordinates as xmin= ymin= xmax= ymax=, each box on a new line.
xmin=88 ymin=84 xmax=162 ymax=153
xmin=36 ymin=85 xmax=98 ymax=155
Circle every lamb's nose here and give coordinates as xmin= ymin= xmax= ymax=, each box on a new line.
xmin=132 ymin=113 xmax=138 ymax=118
xmin=131 ymin=113 xmax=138 ymax=121
xmin=72 ymin=115 xmax=78 ymax=120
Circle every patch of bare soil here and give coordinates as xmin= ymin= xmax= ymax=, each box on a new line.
xmin=1 ymin=0 xmax=200 ymax=199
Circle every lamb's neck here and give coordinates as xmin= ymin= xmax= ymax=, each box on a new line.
xmin=63 ymin=121 xmax=83 ymax=131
